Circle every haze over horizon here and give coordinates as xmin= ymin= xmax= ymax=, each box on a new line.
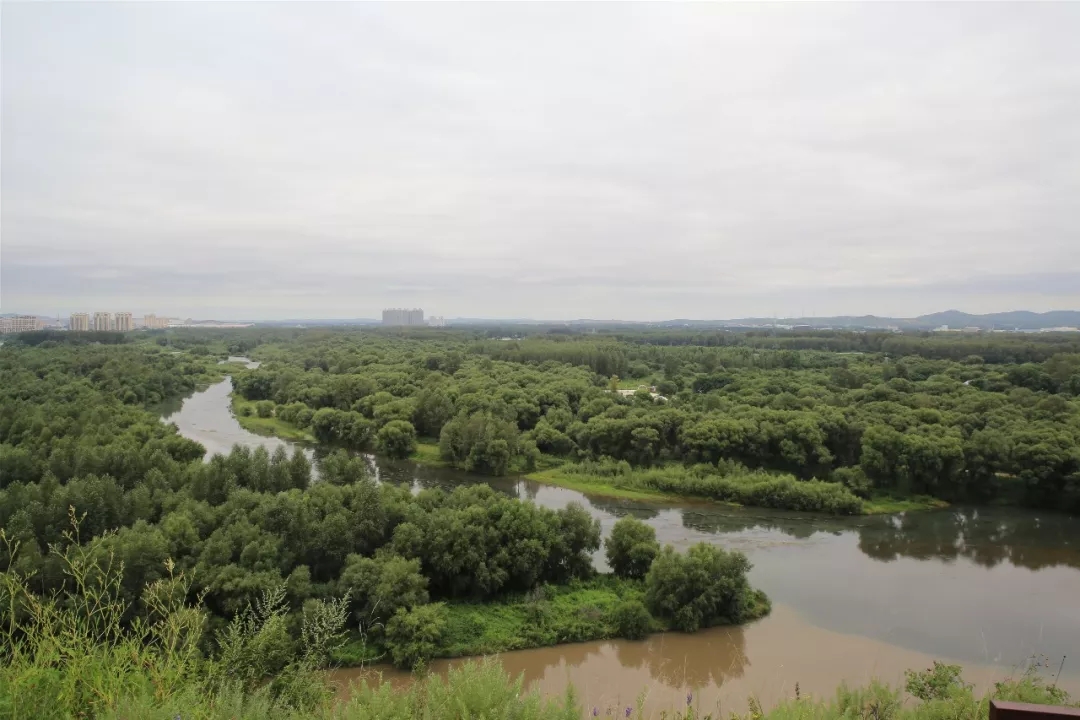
xmin=3 ymin=3 xmax=1079 ymax=321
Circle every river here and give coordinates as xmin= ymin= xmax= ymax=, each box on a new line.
xmin=160 ymin=368 xmax=1080 ymax=713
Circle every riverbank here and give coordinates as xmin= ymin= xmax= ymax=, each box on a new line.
xmin=525 ymin=465 xmax=948 ymax=515
xmin=231 ymin=392 xmax=318 ymax=443
xmin=332 ymin=576 xmax=771 ymax=668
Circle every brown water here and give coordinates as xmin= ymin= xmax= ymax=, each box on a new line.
xmin=329 ymin=603 xmax=1079 ymax=715
xmin=161 ymin=378 xmax=1080 ymax=709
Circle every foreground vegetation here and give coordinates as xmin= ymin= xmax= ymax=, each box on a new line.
xmin=0 ymin=530 xmax=1072 ymax=719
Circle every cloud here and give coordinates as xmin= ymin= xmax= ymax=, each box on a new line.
xmin=2 ymin=2 xmax=1078 ymax=319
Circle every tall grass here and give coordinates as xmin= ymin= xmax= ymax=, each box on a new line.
xmin=548 ymin=460 xmax=865 ymax=515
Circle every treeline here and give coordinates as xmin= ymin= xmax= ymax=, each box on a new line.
xmin=9 ymin=329 xmax=131 ymax=346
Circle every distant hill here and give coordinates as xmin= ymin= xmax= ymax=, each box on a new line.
xmin=715 ymin=310 xmax=1080 ymax=330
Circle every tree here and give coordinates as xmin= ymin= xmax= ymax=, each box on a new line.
xmin=338 ymin=553 xmax=429 ymax=630
xmin=438 ymin=412 xmax=520 ymax=476
xmin=384 ymin=603 xmax=445 ymax=670
xmin=644 ymin=543 xmax=753 ymax=632
xmin=376 ymin=420 xmax=417 ymax=459
xmin=609 ymin=599 xmax=652 ymax=640
xmin=605 ymin=517 xmax=659 ymax=579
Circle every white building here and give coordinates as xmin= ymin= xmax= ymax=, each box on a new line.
xmin=93 ymin=312 xmax=112 ymax=332
xmin=428 ymin=316 xmax=446 ymax=327
xmin=114 ymin=312 xmax=133 ymax=332
xmin=382 ymin=308 xmax=424 ymax=326
xmin=70 ymin=313 xmax=90 ymax=331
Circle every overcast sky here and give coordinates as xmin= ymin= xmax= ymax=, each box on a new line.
xmin=2 ymin=3 xmax=1078 ymax=321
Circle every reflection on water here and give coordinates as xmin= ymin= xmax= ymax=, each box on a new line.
xmin=859 ymin=509 xmax=1080 ymax=570
xmin=329 ymin=604 xmax=1080 ymax=715
xmin=162 ymin=380 xmax=1080 ymax=708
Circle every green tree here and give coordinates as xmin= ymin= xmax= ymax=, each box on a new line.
xmin=376 ymin=420 xmax=417 ymax=459
xmin=644 ymin=543 xmax=753 ymax=632
xmin=609 ymin=599 xmax=652 ymax=640
xmin=384 ymin=603 xmax=446 ymax=670
xmin=605 ymin=516 xmax=659 ymax=579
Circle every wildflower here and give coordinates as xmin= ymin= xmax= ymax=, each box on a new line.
xmin=686 ymin=692 xmax=693 ymax=706
xmin=626 ymin=708 xmax=633 ymax=718
xmin=593 ymin=708 xmax=599 ymax=717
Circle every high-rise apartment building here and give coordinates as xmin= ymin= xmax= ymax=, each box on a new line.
xmin=114 ymin=312 xmax=133 ymax=332
xmin=93 ymin=312 xmax=112 ymax=332
xmin=382 ymin=308 xmax=424 ymax=326
xmin=428 ymin=316 xmax=446 ymax=327
xmin=0 ymin=315 xmax=43 ymax=334
xmin=143 ymin=314 xmax=169 ymax=330
xmin=70 ymin=313 xmax=90 ymax=331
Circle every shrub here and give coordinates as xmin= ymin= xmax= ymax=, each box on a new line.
xmin=833 ymin=466 xmax=872 ymax=499
xmin=384 ymin=603 xmax=446 ymax=671
xmin=605 ymin=517 xmax=659 ymax=579
xmin=905 ymin=662 xmax=968 ymax=701
xmin=644 ymin=543 xmax=753 ymax=632
xmin=609 ymin=599 xmax=652 ymax=640
xmin=376 ymin=420 xmax=418 ymax=459
xmin=338 ymin=553 xmax=429 ymax=630
xmin=255 ymin=400 xmax=275 ymax=418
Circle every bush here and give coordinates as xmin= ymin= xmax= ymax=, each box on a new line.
xmin=644 ymin=543 xmax=754 ymax=632
xmin=608 ymin=599 xmax=652 ymax=640
xmin=255 ymin=400 xmax=275 ymax=418
xmin=384 ymin=603 xmax=446 ymax=671
xmin=833 ymin=466 xmax=872 ymax=499
xmin=605 ymin=517 xmax=659 ymax=579
xmin=376 ymin=420 xmax=418 ymax=459
xmin=905 ymin=662 xmax=968 ymax=701
xmin=338 ymin=553 xmax=429 ymax=630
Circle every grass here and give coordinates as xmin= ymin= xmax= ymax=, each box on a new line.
xmin=230 ymin=394 xmax=317 ymax=443
xmin=333 ymin=576 xmax=771 ymax=665
xmin=529 ymin=463 xmax=865 ymax=515
xmin=530 ymin=464 xmax=953 ymax=516
xmin=863 ymin=494 xmax=950 ymax=515
xmin=409 ymin=439 xmax=447 ymax=466
xmin=526 ymin=467 xmax=685 ymax=502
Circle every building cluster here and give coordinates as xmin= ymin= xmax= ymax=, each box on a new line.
xmin=0 ymin=315 xmax=45 ymax=334
xmin=382 ymin=308 xmax=425 ymax=326
xmin=428 ymin=316 xmax=446 ymax=327
xmin=68 ymin=312 xmax=172 ymax=332
xmin=143 ymin=314 xmax=170 ymax=329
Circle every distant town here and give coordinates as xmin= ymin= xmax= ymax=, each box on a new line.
xmin=1 ymin=308 xmax=1078 ymax=335
xmin=0 ymin=312 xmax=255 ymax=334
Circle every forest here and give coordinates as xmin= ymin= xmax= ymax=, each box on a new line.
xmin=221 ymin=327 xmax=1079 ymax=513
xmin=1 ymin=327 xmax=1079 ymax=717
xmin=0 ymin=335 xmax=765 ymax=693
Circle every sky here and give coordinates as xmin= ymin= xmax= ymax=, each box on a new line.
xmin=2 ymin=3 xmax=1079 ymax=322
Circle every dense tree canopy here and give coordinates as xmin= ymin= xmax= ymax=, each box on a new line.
xmin=2 ymin=325 xmax=1078 ymax=671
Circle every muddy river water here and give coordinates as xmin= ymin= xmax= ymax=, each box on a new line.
xmin=161 ymin=371 xmax=1080 ymax=712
